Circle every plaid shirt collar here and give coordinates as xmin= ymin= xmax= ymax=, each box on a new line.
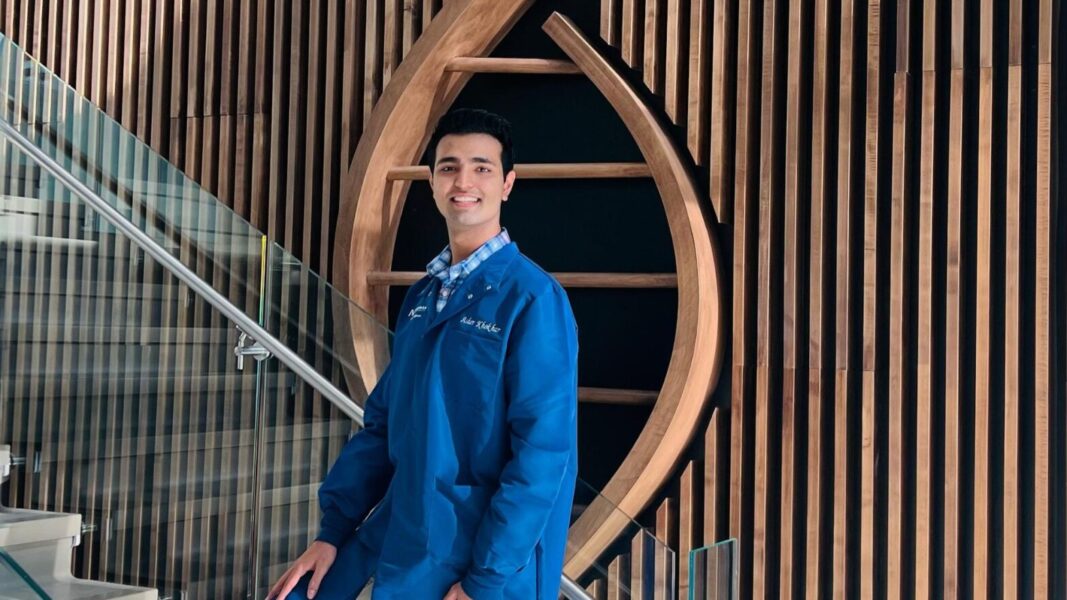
xmin=426 ymin=228 xmax=511 ymax=311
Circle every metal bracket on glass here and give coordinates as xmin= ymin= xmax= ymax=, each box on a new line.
xmin=6 ymin=454 xmax=25 ymax=480
xmin=234 ymin=327 xmax=272 ymax=370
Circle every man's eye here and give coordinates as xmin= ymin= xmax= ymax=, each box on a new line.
xmin=439 ymin=166 xmax=454 ymax=172
xmin=477 ymin=167 xmax=491 ymax=173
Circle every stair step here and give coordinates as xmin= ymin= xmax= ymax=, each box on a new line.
xmin=0 ymin=537 xmax=159 ymax=600
xmin=0 ymin=576 xmax=158 ymax=600
xmin=0 ymin=507 xmax=80 ymax=547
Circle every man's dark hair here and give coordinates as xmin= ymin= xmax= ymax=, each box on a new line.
xmin=427 ymin=108 xmax=515 ymax=175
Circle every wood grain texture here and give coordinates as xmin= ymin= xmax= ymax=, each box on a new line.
xmin=444 ymin=56 xmax=581 ymax=73
xmin=643 ymin=0 xmax=664 ymax=94
xmin=859 ymin=0 xmax=882 ymax=596
xmin=663 ymin=0 xmax=686 ymax=122
xmin=805 ymin=0 xmax=832 ymax=592
xmin=1004 ymin=64 xmax=1022 ymax=599
xmin=686 ymin=0 xmax=709 ymax=163
xmin=678 ymin=461 xmax=701 ymax=599
xmin=1033 ymin=61 xmax=1052 ymax=600
xmin=833 ymin=0 xmax=860 ymax=595
xmin=943 ymin=65 xmax=964 ymax=600
xmin=973 ymin=65 xmax=993 ymax=599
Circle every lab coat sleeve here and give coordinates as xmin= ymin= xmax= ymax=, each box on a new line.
xmin=314 ymin=363 xmax=394 ymax=548
xmin=462 ymin=286 xmax=578 ymax=598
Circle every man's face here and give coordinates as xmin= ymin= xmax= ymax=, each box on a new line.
xmin=430 ymin=133 xmax=516 ymax=235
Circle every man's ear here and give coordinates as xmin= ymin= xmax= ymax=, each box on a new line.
xmin=502 ymin=170 xmax=516 ymax=200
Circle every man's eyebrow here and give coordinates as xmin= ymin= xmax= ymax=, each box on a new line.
xmin=434 ymin=156 xmax=498 ymax=166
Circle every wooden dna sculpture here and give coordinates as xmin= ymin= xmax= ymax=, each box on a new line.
xmin=335 ymin=0 xmax=726 ymax=583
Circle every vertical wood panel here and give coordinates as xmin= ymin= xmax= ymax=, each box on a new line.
xmin=678 ymin=461 xmax=700 ymax=599
xmin=620 ymin=0 xmax=642 ymax=69
xmin=686 ymin=0 xmax=709 ymax=163
xmin=602 ymin=0 xmax=619 ymax=46
xmin=1003 ymin=63 xmax=1022 ymax=598
xmin=973 ymin=64 xmax=993 ymax=600
xmin=642 ymin=0 xmax=663 ymax=94
xmin=709 ymin=0 xmax=736 ymax=222
xmin=781 ymin=0 xmax=810 ymax=592
xmin=804 ymin=0 xmax=832 ymax=592
xmin=833 ymin=0 xmax=861 ymax=595
xmin=1033 ymin=59 xmax=1053 ymax=600
xmin=943 ymin=65 xmax=964 ymax=600
xmin=728 ymin=4 xmax=761 ymax=595
xmin=859 ymin=0 xmax=883 ymax=596
xmin=663 ymin=0 xmax=685 ymax=122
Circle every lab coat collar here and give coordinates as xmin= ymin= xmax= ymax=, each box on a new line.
xmin=426 ymin=241 xmax=519 ymax=330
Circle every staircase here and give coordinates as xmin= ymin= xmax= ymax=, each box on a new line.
xmin=0 ymin=445 xmax=158 ymax=599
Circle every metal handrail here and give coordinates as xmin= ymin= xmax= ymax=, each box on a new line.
xmin=1 ymin=118 xmax=596 ymax=600
xmin=0 ymin=118 xmax=365 ymax=425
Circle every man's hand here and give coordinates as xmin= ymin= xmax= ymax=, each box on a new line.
xmin=442 ymin=582 xmax=473 ymax=600
xmin=266 ymin=540 xmax=338 ymax=600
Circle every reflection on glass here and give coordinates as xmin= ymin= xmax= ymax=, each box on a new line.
xmin=0 ymin=548 xmax=49 ymax=599
xmin=568 ymin=478 xmax=675 ymax=599
xmin=688 ymin=539 xmax=738 ymax=600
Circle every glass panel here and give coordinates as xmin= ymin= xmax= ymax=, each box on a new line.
xmin=250 ymin=351 xmax=387 ymax=599
xmin=688 ymin=539 xmax=739 ymax=600
xmin=0 ymin=549 xmax=49 ymax=599
xmin=569 ymin=478 xmax=676 ymax=599
xmin=0 ymin=33 xmax=379 ymax=390
xmin=0 ymin=136 xmax=260 ymax=599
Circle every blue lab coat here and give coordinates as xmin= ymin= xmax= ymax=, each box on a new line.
xmin=314 ymin=241 xmax=579 ymax=599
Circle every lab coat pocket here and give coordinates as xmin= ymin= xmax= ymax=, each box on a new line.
xmin=429 ymin=480 xmax=492 ymax=568
xmin=441 ymin=324 xmax=505 ymax=409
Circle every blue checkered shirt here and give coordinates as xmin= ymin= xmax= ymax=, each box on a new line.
xmin=426 ymin=229 xmax=512 ymax=313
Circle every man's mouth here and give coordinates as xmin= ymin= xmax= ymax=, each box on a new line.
xmin=450 ymin=195 xmax=480 ymax=206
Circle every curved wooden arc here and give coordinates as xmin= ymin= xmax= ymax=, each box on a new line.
xmin=335 ymin=2 xmax=725 ymax=583
xmin=334 ymin=0 xmax=534 ymax=395
xmin=541 ymin=13 xmax=726 ymax=579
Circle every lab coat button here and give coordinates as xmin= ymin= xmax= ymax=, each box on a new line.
xmin=467 ymin=293 xmax=474 ymax=300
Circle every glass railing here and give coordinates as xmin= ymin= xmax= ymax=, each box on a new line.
xmin=688 ymin=539 xmax=739 ymax=599
xmin=567 ymin=478 xmax=676 ymax=599
xmin=0 ymin=549 xmax=48 ymax=599
xmin=0 ymin=32 xmax=377 ymax=405
xmin=0 ymin=132 xmax=394 ymax=598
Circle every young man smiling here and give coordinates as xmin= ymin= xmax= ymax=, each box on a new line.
xmin=269 ymin=109 xmax=579 ymax=600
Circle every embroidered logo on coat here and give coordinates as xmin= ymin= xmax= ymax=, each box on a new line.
xmin=460 ymin=315 xmax=501 ymax=335
xmin=408 ymin=305 xmax=428 ymax=320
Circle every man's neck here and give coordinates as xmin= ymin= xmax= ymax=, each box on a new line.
xmin=447 ymin=225 xmax=502 ymax=265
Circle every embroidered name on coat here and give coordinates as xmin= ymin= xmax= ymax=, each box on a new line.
xmin=460 ymin=315 xmax=501 ymax=334
xmin=408 ymin=305 xmax=428 ymax=319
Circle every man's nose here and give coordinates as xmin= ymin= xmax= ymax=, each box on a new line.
xmin=454 ymin=168 xmax=473 ymax=189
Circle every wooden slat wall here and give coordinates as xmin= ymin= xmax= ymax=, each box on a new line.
xmin=601 ymin=0 xmax=1064 ymax=597
xmin=0 ymin=1 xmax=442 ymax=598
xmin=0 ymin=0 xmax=433 ymax=278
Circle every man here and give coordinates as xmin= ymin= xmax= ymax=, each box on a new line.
xmin=268 ymin=109 xmax=579 ymax=600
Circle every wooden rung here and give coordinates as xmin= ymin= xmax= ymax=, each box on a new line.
xmin=367 ymin=271 xmax=678 ymax=288
xmin=445 ymin=57 xmax=583 ymax=74
xmin=579 ymin=387 xmax=658 ymax=405
xmin=386 ymin=162 xmax=652 ymax=180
